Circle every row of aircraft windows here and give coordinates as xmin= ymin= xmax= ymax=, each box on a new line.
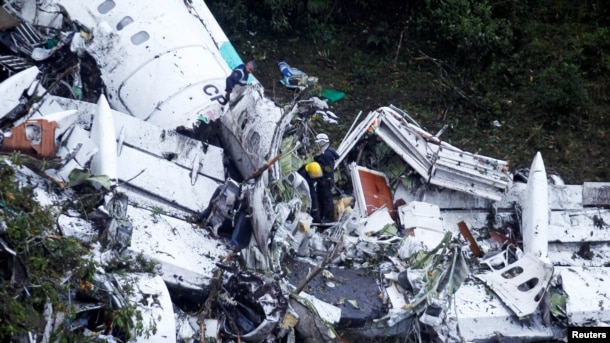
xmin=98 ymin=0 xmax=149 ymax=45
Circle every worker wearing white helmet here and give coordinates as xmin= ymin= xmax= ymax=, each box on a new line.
xmin=314 ymin=133 xmax=339 ymax=223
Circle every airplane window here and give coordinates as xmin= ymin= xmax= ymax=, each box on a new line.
xmin=131 ymin=31 xmax=150 ymax=45
xmin=97 ymin=0 xmax=116 ymax=14
xmin=117 ymin=17 xmax=134 ymax=31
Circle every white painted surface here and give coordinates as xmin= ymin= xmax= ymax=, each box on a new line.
xmin=0 ymin=66 xmax=40 ymax=118
xmin=522 ymin=152 xmax=549 ymax=260
xmin=117 ymin=274 xmax=177 ymax=343
xmin=474 ymin=253 xmax=553 ymax=317
xmin=559 ymin=267 xmax=610 ymax=326
xmin=127 ymin=206 xmax=229 ymax=290
xmin=45 ymin=0 xmax=233 ymax=129
xmin=112 ymin=111 xmax=225 ymax=182
xmin=455 ymin=280 xmax=554 ymax=342
xmin=297 ymin=292 xmax=342 ymax=324
xmin=116 ymin=144 xmax=219 ymax=213
xmin=89 ymin=95 xmax=118 ymax=183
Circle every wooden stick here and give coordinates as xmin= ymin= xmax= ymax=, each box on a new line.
xmin=295 ymin=237 xmax=344 ymax=294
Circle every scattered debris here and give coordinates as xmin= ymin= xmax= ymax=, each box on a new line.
xmin=1 ymin=1 xmax=609 ymax=342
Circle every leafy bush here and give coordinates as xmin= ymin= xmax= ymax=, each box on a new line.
xmin=415 ymin=0 xmax=514 ymax=62
xmin=529 ymin=62 xmax=588 ymax=116
xmin=366 ymin=21 xmax=391 ymax=51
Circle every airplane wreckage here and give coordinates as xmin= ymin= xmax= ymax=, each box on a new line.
xmin=1 ymin=1 xmax=610 ymax=342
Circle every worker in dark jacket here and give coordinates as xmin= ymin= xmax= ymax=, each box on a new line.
xmin=314 ymin=133 xmax=339 ymax=223
xmin=224 ymin=60 xmax=256 ymax=102
xmin=297 ymin=161 xmax=323 ymax=222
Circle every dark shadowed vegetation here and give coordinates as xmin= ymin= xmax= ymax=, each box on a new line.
xmin=208 ymin=0 xmax=610 ymax=184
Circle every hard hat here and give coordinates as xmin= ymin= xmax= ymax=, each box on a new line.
xmin=315 ymin=133 xmax=329 ymax=143
xmin=305 ymin=162 xmax=323 ymax=179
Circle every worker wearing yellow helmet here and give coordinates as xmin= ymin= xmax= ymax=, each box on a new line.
xmin=305 ymin=161 xmax=323 ymax=179
xmin=297 ymin=161 xmax=323 ymax=222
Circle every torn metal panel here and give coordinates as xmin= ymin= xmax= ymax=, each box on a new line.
xmin=454 ymin=280 xmax=556 ymax=342
xmin=582 ymin=182 xmax=610 ymax=207
xmin=126 ymin=205 xmax=229 ymax=291
xmin=0 ymin=65 xmax=39 ymax=119
xmin=3 ymin=1 xmax=63 ymax=30
xmin=290 ymin=296 xmax=341 ymax=342
xmin=349 ymin=163 xmax=395 ymax=218
xmin=11 ymin=22 xmax=45 ymax=56
xmin=558 ymin=266 xmax=610 ymax=326
xmin=549 ymin=209 xmax=610 ymax=242
xmin=296 ymin=292 xmax=342 ymax=324
xmin=115 ymin=145 xmax=220 ymax=213
xmin=33 ymin=95 xmax=101 ymax=130
xmin=385 ymin=283 xmax=409 ymax=315
xmin=18 ymin=109 xmax=78 ymax=140
xmin=0 ymin=55 xmax=32 ymax=75
xmin=245 ymin=177 xmax=277 ymax=256
xmin=2 ymin=119 xmax=58 ymax=158
xmin=220 ymin=271 xmax=288 ymax=342
xmin=398 ymin=201 xmax=447 ymax=258
xmin=335 ymin=110 xmax=380 ymax=167
xmin=457 ymin=220 xmax=483 ymax=258
xmin=361 ymin=207 xmax=395 ymax=235
xmin=374 ymin=110 xmax=432 ymax=178
xmin=220 ymin=85 xmax=292 ymax=183
xmin=399 ymin=201 xmax=443 ymax=231
xmin=55 ymin=125 xmax=98 ymax=167
xmin=372 ymin=107 xmax=510 ymax=201
xmin=111 ymin=111 xmax=225 ymax=183
xmin=57 ymin=214 xmax=97 ymax=244
xmin=115 ymin=273 xmax=177 ymax=343
xmin=475 ymin=253 xmax=554 ymax=317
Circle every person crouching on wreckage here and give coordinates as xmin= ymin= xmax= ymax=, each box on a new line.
xmin=224 ymin=60 xmax=256 ymax=104
xmin=314 ymin=133 xmax=339 ymax=224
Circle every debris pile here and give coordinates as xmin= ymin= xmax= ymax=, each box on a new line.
xmin=1 ymin=1 xmax=610 ymax=342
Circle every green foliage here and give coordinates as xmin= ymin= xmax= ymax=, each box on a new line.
xmin=416 ymin=0 xmax=514 ymax=61
xmin=529 ymin=62 xmax=588 ymax=116
xmin=105 ymin=253 xmax=158 ymax=275
xmin=0 ymin=159 xmax=159 ymax=340
xmin=0 ymin=160 xmax=86 ymax=339
xmin=366 ymin=21 xmax=391 ymax=51
xmin=350 ymin=64 xmax=376 ymax=85
xmin=348 ymin=51 xmax=378 ymax=85
xmin=205 ymin=1 xmax=265 ymax=41
xmin=263 ymin=0 xmax=295 ymax=33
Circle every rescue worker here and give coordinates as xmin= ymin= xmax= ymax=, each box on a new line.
xmin=314 ymin=133 xmax=339 ymax=223
xmin=224 ymin=60 xmax=256 ymax=102
xmin=297 ymin=161 xmax=323 ymax=222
